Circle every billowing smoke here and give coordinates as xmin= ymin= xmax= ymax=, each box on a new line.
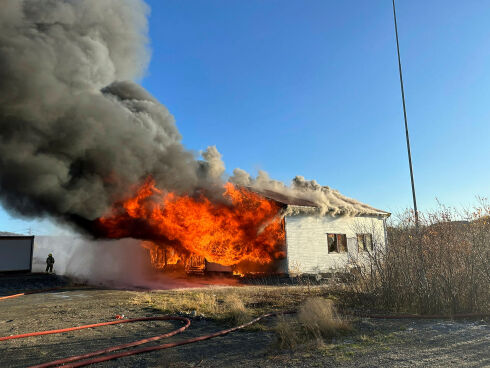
xmin=33 ymin=236 xmax=152 ymax=286
xmin=0 ymin=0 xmax=224 ymax=232
xmin=33 ymin=236 xmax=231 ymax=289
xmin=0 ymin=0 xmax=379 ymax=238
xmin=231 ymin=170 xmax=384 ymax=216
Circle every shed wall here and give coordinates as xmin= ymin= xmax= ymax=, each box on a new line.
xmin=0 ymin=237 xmax=34 ymax=272
xmin=285 ymin=215 xmax=386 ymax=274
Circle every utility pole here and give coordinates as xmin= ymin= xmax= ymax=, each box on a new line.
xmin=392 ymin=0 xmax=419 ymax=227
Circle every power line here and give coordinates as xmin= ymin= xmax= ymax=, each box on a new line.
xmin=392 ymin=0 xmax=419 ymax=227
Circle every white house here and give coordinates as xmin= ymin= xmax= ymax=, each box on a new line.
xmin=252 ymin=188 xmax=390 ymax=275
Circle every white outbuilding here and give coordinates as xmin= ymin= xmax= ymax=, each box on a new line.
xmin=0 ymin=233 xmax=35 ymax=273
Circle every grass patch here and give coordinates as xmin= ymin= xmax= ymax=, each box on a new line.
xmin=274 ymin=315 xmax=302 ymax=349
xmin=222 ymin=293 xmax=251 ymax=325
xmin=131 ymin=288 xmax=256 ymax=324
xmin=298 ymin=298 xmax=352 ymax=339
xmin=316 ymin=330 xmax=400 ymax=362
xmin=274 ymin=297 xmax=352 ymax=349
xmin=130 ymin=284 xmax=351 ymax=324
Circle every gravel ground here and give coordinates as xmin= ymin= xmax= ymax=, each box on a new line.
xmin=0 ymin=274 xmax=488 ymax=368
xmin=0 ymin=273 xmax=72 ymax=296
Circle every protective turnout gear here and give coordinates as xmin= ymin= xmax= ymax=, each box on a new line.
xmin=46 ymin=254 xmax=55 ymax=273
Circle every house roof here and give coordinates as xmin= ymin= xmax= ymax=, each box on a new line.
xmin=247 ymin=187 xmax=319 ymax=208
xmin=246 ymin=186 xmax=390 ymax=217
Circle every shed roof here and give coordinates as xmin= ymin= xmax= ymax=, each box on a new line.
xmin=0 ymin=231 xmax=24 ymax=236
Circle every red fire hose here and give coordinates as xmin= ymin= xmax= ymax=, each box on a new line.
xmin=0 ymin=287 xmax=60 ymax=301
xmin=1 ymin=289 xmax=288 ymax=368
xmin=26 ymin=316 xmax=191 ymax=368
xmin=2 ymin=289 xmax=488 ymax=367
xmin=353 ymin=312 xmax=489 ymax=320
xmin=40 ymin=312 xmax=284 ymax=368
xmin=0 ymin=316 xmax=190 ymax=343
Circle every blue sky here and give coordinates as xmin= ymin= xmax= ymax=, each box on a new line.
xmin=1 ymin=0 xmax=489 ymax=234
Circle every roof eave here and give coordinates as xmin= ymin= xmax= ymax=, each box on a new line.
xmin=285 ymin=205 xmax=391 ymax=218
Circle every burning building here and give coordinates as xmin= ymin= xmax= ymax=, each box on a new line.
xmin=0 ymin=0 xmax=389 ymax=279
xmin=94 ymin=178 xmax=389 ymax=276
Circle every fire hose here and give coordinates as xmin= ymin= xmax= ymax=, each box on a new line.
xmin=4 ymin=316 xmax=191 ymax=368
xmin=0 ymin=289 xmax=289 ymax=368
xmin=0 ymin=288 xmax=61 ymax=301
xmin=1 ymin=289 xmax=488 ymax=367
xmin=353 ymin=312 xmax=489 ymax=320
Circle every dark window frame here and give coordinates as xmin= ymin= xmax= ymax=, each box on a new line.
xmin=357 ymin=233 xmax=373 ymax=252
xmin=327 ymin=233 xmax=348 ymax=253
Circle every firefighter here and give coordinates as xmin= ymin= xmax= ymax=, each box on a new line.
xmin=46 ymin=253 xmax=55 ymax=273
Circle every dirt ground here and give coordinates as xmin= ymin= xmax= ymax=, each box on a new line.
xmin=0 ymin=275 xmax=489 ymax=368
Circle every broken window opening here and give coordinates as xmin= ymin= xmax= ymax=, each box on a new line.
xmin=327 ymin=233 xmax=347 ymax=253
xmin=357 ymin=233 xmax=373 ymax=252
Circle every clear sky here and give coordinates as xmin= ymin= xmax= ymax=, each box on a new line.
xmin=1 ymin=0 xmax=489 ymax=234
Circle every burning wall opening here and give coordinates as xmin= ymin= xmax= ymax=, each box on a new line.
xmin=95 ymin=178 xmax=286 ymax=275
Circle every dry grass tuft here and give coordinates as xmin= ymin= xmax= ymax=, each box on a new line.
xmin=130 ymin=293 xmax=152 ymax=305
xmin=133 ymin=290 xmax=254 ymax=324
xmin=274 ymin=315 xmax=302 ymax=349
xmin=147 ymin=291 xmax=219 ymax=317
xmin=274 ymin=297 xmax=351 ymax=349
xmin=222 ymin=293 xmax=251 ymax=325
xmin=298 ymin=298 xmax=351 ymax=339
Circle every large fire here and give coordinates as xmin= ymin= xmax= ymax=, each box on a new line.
xmin=96 ymin=178 xmax=286 ymax=273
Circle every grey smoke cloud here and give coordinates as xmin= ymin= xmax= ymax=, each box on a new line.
xmin=0 ymin=0 xmax=380 ymax=236
xmin=230 ymin=169 xmax=384 ymax=216
xmin=200 ymin=146 xmax=225 ymax=181
xmin=0 ymin=0 xmax=220 ymax=231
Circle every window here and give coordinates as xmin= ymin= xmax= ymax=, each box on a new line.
xmin=327 ymin=233 xmax=347 ymax=253
xmin=357 ymin=233 xmax=373 ymax=252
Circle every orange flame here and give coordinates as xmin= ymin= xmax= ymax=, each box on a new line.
xmin=97 ymin=179 xmax=285 ymax=270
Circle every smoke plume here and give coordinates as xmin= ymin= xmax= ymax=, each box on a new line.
xmin=0 ymin=0 xmax=382 ymax=236
xmin=33 ymin=236 xmax=234 ymax=289
xmin=0 ymin=0 xmax=225 ymax=232
xmin=230 ymin=170 xmax=384 ymax=216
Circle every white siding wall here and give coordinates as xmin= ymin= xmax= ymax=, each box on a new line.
xmin=285 ymin=215 xmax=386 ymax=274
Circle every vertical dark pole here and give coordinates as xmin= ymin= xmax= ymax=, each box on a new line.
xmin=392 ymin=0 xmax=419 ymax=227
